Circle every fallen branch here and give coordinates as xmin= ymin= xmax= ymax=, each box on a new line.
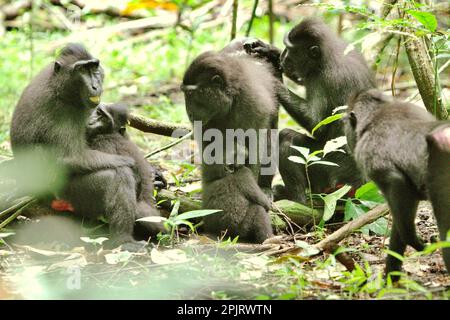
xmin=311 ymin=204 xmax=389 ymax=272
xmin=128 ymin=114 xmax=190 ymax=137
xmin=186 ymin=242 xmax=282 ymax=255
xmin=273 ymin=199 xmax=322 ymax=227
xmin=315 ymin=204 xmax=389 ymax=251
xmin=156 ymin=189 xmax=202 ymax=213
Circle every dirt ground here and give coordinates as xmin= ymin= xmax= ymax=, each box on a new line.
xmin=0 ymin=201 xmax=448 ymax=300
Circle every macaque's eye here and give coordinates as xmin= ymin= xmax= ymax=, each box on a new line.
xmin=211 ymin=75 xmax=224 ymax=87
xmin=308 ymin=45 xmax=321 ymax=58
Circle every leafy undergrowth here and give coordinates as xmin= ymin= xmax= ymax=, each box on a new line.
xmin=0 ymin=202 xmax=448 ymax=300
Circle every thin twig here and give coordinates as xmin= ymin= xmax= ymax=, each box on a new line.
xmin=245 ymin=0 xmax=259 ymax=37
xmin=391 ymin=36 xmax=402 ymax=96
xmin=0 ymin=198 xmax=37 ymax=229
xmin=145 ymin=131 xmax=193 ymax=158
xmin=315 ymin=204 xmax=389 ymax=251
xmin=0 ymin=196 xmax=34 ymax=221
xmin=268 ymin=0 xmax=274 ymax=44
xmin=230 ymin=0 xmax=238 ymax=40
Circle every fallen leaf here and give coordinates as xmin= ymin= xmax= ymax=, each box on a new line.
xmin=150 ymin=248 xmax=188 ymax=265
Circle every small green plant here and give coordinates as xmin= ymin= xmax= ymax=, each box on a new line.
xmin=288 ymin=145 xmax=339 ymax=216
xmin=138 ymin=200 xmax=221 ymax=245
xmin=344 ymin=182 xmax=388 ymax=235
xmin=288 ymin=134 xmax=348 ymax=222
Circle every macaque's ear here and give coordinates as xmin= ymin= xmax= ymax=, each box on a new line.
xmin=349 ymin=111 xmax=357 ymax=128
xmin=54 ymin=61 xmax=62 ymax=73
xmin=211 ymin=74 xmax=224 ymax=87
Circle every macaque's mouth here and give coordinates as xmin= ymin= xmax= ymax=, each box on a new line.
xmin=89 ymin=96 xmax=101 ymax=104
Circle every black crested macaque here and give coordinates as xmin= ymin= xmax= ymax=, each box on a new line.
xmin=246 ymin=17 xmax=375 ymax=203
xmin=220 ymin=39 xmax=281 ymax=198
xmin=10 ymin=43 xmax=145 ymax=251
xmin=181 ymin=51 xmax=277 ymax=242
xmin=181 ymin=50 xmax=279 ymax=186
xmin=203 ymin=159 xmax=272 ymax=243
xmin=343 ymin=89 xmax=450 ymax=279
xmin=86 ymin=102 xmax=165 ymax=238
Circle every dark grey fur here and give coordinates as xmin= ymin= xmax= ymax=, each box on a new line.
xmin=203 ymin=163 xmax=272 ymax=243
xmin=220 ymin=39 xmax=281 ymax=196
xmin=181 ymin=51 xmax=276 ymax=242
xmin=247 ymin=17 xmax=375 ymax=203
xmin=343 ymin=88 xmax=450 ymax=279
xmin=10 ymin=43 xmax=145 ymax=251
xmin=86 ymin=102 xmax=165 ymax=238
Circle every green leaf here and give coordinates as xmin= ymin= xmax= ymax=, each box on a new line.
xmin=309 ymin=150 xmax=324 ymax=158
xmin=323 ymin=136 xmax=348 ymax=156
xmin=355 ymin=181 xmax=385 ymax=203
xmin=419 ymin=240 xmax=450 ymax=255
xmin=344 ymin=199 xmax=358 ymax=221
xmin=359 ymin=200 xmax=382 ymax=209
xmin=362 ymin=217 xmax=388 ymax=235
xmin=290 ymin=146 xmax=310 ymax=159
xmin=174 ymin=219 xmax=195 ymax=231
xmin=322 ymin=185 xmax=352 ymax=221
xmin=408 ymin=10 xmax=437 ymax=32
xmin=311 ymin=114 xmax=343 ymax=135
xmin=174 ymin=209 xmax=222 ymax=221
xmin=169 ymin=199 xmax=181 ymax=218
xmin=308 ymin=155 xmax=321 ymax=162
xmin=136 ymin=216 xmax=168 ymax=223
xmin=277 ymin=293 xmax=297 ymax=300
xmin=309 ymin=160 xmax=339 ymax=167
xmin=385 ymin=249 xmax=405 ymax=262
xmin=157 ymin=199 xmax=168 ymax=205
xmin=288 ymin=155 xmax=306 ymax=165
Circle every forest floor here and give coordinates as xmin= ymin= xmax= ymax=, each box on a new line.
xmin=0 ymin=199 xmax=448 ymax=300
